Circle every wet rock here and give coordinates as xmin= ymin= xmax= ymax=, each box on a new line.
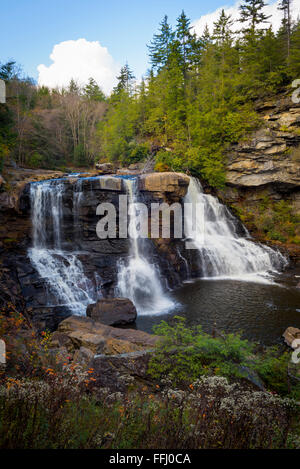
xmin=86 ymin=298 xmax=137 ymax=326
xmin=283 ymin=327 xmax=300 ymax=348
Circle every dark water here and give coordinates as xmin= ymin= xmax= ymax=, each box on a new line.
xmin=136 ymin=267 xmax=300 ymax=345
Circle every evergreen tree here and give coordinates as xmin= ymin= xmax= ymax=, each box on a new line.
xmin=84 ymin=78 xmax=106 ymax=101
xmin=176 ymin=11 xmax=195 ymax=73
xmin=113 ymin=63 xmax=135 ymax=95
xmin=289 ymin=20 xmax=300 ymax=76
xmin=213 ymin=9 xmax=234 ymax=46
xmin=68 ymin=79 xmax=81 ymax=95
xmin=202 ymin=24 xmax=212 ymax=48
xmin=239 ymin=0 xmax=271 ymax=33
xmin=148 ymin=15 xmax=174 ymax=70
xmin=278 ymin=0 xmax=292 ymax=62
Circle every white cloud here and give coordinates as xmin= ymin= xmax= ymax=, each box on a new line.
xmin=192 ymin=0 xmax=300 ymax=36
xmin=37 ymin=38 xmax=119 ymax=95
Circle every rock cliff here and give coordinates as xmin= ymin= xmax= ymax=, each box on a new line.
xmin=220 ymin=91 xmax=300 ymax=260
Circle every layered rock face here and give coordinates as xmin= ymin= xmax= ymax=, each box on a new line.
xmin=225 ymin=94 xmax=300 ymax=215
xmin=138 ymin=172 xmax=190 ymax=200
xmin=50 ymin=315 xmax=158 ymax=391
xmin=0 ymin=170 xmax=191 ymax=329
xmin=137 ymin=172 xmax=192 ymax=286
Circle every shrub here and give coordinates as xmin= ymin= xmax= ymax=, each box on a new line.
xmin=28 ymin=151 xmax=43 ymax=168
xmin=148 ymin=316 xmax=255 ymax=384
xmin=0 ymin=375 xmax=296 ymax=449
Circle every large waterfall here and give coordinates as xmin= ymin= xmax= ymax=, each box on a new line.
xmin=27 ymin=175 xmax=288 ymax=321
xmin=117 ymin=178 xmax=174 ymax=314
xmin=28 ymin=179 xmax=98 ymax=315
xmin=184 ymin=177 xmax=287 ymax=282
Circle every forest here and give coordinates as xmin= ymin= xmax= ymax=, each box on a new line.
xmin=1 ymin=0 xmax=300 ymax=187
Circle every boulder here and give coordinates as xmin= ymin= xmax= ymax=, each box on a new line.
xmin=138 ymin=172 xmax=190 ymax=199
xmin=86 ymin=298 xmax=137 ymax=326
xmin=95 ymin=162 xmax=113 ymax=174
xmin=73 ymin=346 xmax=94 ymax=366
xmin=57 ymin=316 xmax=158 ymax=350
xmin=283 ymin=327 xmax=300 ymax=348
xmin=50 ymin=331 xmax=72 ymax=349
xmin=68 ymin=330 xmax=106 ymax=353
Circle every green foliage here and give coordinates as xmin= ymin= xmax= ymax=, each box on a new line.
xmin=148 ymin=316 xmax=255 ymax=384
xmin=1 ymin=9 xmax=300 ymax=174
xmin=127 ymin=142 xmax=150 ymax=163
xmin=83 ymin=78 xmax=106 ymax=102
xmin=236 ymin=196 xmax=300 ymax=244
xmin=28 ymin=151 xmax=43 ymax=168
xmin=74 ymin=143 xmax=86 ymax=166
xmin=254 ymin=347 xmax=296 ymax=396
xmin=148 ymin=317 xmax=300 ymax=400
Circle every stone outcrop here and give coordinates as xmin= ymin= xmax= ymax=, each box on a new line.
xmin=0 ymin=168 xmax=65 ymax=212
xmin=139 ymin=172 xmax=190 ymax=201
xmin=137 ymin=172 xmax=192 ymax=285
xmin=0 ymin=167 xmax=193 ymax=328
xmin=57 ymin=315 xmax=158 ymax=351
xmin=95 ymin=162 xmax=114 ymax=174
xmin=49 ymin=315 xmax=159 ymax=390
xmin=226 ymin=126 xmax=300 ymax=189
xmin=225 ymin=92 xmax=300 ymax=218
xmin=86 ymin=298 xmax=137 ymax=326
xmin=283 ymin=326 xmax=300 ymax=348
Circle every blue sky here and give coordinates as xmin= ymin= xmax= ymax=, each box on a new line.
xmin=1 ymin=0 xmax=292 ymax=92
xmin=1 ymin=1 xmax=233 ymax=77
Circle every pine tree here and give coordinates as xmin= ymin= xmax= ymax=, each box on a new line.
xmin=278 ymin=0 xmax=292 ymax=62
xmin=84 ymin=78 xmax=105 ymax=101
xmin=202 ymin=24 xmax=212 ymax=47
xmin=213 ymin=9 xmax=234 ymax=46
xmin=148 ymin=15 xmax=174 ymax=70
xmin=289 ymin=20 xmax=300 ymax=76
xmin=176 ymin=11 xmax=194 ymax=73
xmin=239 ymin=0 xmax=271 ymax=33
xmin=68 ymin=79 xmax=81 ymax=95
xmin=113 ymin=63 xmax=135 ymax=95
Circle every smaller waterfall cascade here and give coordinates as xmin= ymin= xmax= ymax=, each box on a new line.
xmin=29 ymin=179 xmax=97 ymax=315
xmin=184 ymin=178 xmax=288 ymax=282
xmin=117 ymin=179 xmax=174 ymax=315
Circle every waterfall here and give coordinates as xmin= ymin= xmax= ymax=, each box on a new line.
xmin=28 ymin=180 xmax=97 ymax=315
xmin=184 ymin=177 xmax=288 ymax=282
xmin=117 ymin=178 xmax=174 ymax=315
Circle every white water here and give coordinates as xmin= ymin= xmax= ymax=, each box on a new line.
xmin=29 ymin=180 xmax=97 ymax=315
xmin=117 ymin=179 xmax=175 ymax=315
xmin=184 ymin=177 xmax=288 ymax=283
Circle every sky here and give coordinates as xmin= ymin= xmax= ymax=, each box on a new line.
xmin=1 ymin=0 xmax=300 ymax=94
